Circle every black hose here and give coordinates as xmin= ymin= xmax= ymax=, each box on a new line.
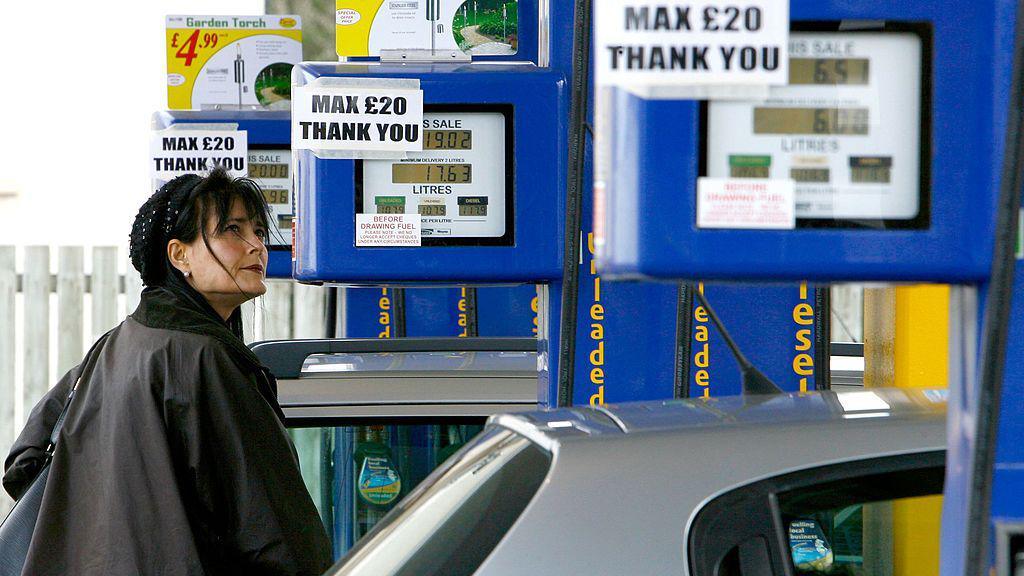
xmin=966 ymin=2 xmax=1024 ymax=572
xmin=325 ymin=287 xmax=338 ymax=338
xmin=556 ymin=0 xmax=593 ymax=407
xmin=674 ymin=283 xmax=695 ymax=398
xmin=814 ymin=286 xmax=831 ymax=391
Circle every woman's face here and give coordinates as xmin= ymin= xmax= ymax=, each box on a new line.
xmin=172 ymin=198 xmax=269 ymax=318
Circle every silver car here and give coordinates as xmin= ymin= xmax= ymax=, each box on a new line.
xmin=325 ymin=388 xmax=945 ymax=576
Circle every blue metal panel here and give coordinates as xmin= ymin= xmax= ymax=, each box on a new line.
xmin=153 ymin=110 xmax=293 ymax=278
xmin=343 ymin=287 xmax=400 ymax=338
xmin=688 ymin=283 xmax=822 ymax=397
xmin=476 ymin=285 xmax=539 ymax=337
xmin=293 ymin=63 xmax=567 ymax=284
xmin=598 ymin=1 xmax=1015 ymax=284
xmin=404 ymin=288 xmax=464 ymax=337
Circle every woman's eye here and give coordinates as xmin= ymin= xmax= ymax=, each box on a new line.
xmin=225 ymin=224 xmax=240 ymax=233
xmin=255 ymin=228 xmax=268 ymax=240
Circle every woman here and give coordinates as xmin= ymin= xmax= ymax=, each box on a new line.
xmin=3 ymin=169 xmax=333 ymax=575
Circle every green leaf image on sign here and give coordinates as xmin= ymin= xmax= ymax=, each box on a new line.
xmin=357 ymin=455 xmax=402 ymax=506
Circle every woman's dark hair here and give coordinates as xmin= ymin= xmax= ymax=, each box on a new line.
xmin=129 ymin=167 xmax=273 ymax=337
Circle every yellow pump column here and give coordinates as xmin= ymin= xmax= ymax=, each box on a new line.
xmin=863 ymin=284 xmax=948 ymax=576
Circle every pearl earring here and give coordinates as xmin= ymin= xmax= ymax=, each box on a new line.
xmin=184 ymin=270 xmax=190 ymax=278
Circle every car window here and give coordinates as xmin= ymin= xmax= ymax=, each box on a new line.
xmin=289 ymin=421 xmax=486 ymax=560
xmin=688 ymin=452 xmax=943 ymax=576
xmin=328 ymin=426 xmax=552 ymax=576
xmin=777 ymin=466 xmax=943 ymax=576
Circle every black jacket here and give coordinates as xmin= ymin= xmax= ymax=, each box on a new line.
xmin=3 ymin=288 xmax=332 ymax=575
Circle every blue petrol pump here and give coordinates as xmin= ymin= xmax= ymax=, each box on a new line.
xmin=153 ymin=110 xmax=538 ymax=337
xmin=286 ymin=0 xmax=839 ymax=556
xmin=153 ymin=110 xmax=295 ymax=278
xmin=593 ymin=0 xmax=1021 ymax=573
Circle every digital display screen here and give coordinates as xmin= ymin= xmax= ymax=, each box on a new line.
xmin=707 ymin=31 xmax=925 ymax=226
xmin=789 ymin=58 xmax=870 ymax=85
xmin=392 ymin=164 xmax=473 ymax=184
xmin=249 ymin=163 xmax=289 ymax=179
xmin=458 ymin=197 xmax=488 ymax=217
xmin=850 ymin=156 xmax=893 ymax=184
xmin=418 ymin=204 xmax=447 ymax=216
xmin=753 ymin=107 xmax=869 ymax=135
xmin=729 ymin=155 xmax=771 ymax=179
xmin=423 ymin=130 xmax=473 ymax=150
xmin=263 ymin=189 xmax=289 ymax=204
xmin=790 ymin=168 xmax=831 ymax=183
xmin=359 ymin=109 xmax=512 ymax=244
xmin=459 ymin=205 xmax=488 ymax=216
xmin=375 ymin=196 xmax=405 ymax=214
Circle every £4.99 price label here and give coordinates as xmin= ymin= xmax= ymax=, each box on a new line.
xmin=166 ymin=15 xmax=303 ymax=110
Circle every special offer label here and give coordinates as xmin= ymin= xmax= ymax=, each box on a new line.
xmin=356 ymin=214 xmax=422 ymax=246
xmin=595 ymin=1 xmax=789 ymax=89
xmin=292 ymin=81 xmax=424 ymax=157
xmin=697 ymin=177 xmax=795 ymax=229
xmin=150 ymin=129 xmax=248 ymax=180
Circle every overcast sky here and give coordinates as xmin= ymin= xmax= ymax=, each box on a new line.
xmin=0 ymin=1 xmax=265 ymax=247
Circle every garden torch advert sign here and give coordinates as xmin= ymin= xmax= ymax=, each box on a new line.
xmin=166 ymin=15 xmax=303 ymax=110
xmin=335 ymin=0 xmax=519 ymax=57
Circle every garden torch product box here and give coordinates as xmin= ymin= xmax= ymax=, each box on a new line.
xmin=335 ymin=0 xmax=518 ymax=57
xmin=166 ymin=15 xmax=302 ymax=110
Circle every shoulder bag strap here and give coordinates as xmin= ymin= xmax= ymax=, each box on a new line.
xmin=43 ymin=329 xmax=115 ymax=456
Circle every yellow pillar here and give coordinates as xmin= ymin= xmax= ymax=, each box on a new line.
xmin=863 ymin=284 xmax=948 ymax=576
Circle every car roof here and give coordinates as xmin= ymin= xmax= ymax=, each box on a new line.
xmin=477 ymin=389 xmax=946 ymax=576
xmin=491 ymin=388 xmax=947 ymax=446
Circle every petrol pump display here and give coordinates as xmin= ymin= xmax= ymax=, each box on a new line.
xmin=597 ymin=12 xmax=1002 ymax=283
xmin=358 ymin=110 xmax=513 ymax=244
xmin=292 ymin=63 xmax=566 ymax=284
xmin=248 ymin=148 xmax=294 ymax=242
xmin=154 ymin=110 xmax=293 ymax=277
xmin=707 ymin=31 xmax=927 ymax=226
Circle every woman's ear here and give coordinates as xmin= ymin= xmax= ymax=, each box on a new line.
xmin=167 ymin=240 xmax=191 ymax=277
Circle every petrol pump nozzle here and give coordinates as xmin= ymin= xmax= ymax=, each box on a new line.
xmin=692 ymin=287 xmax=783 ymax=396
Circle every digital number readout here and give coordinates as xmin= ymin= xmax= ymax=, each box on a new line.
xmin=731 ymin=165 xmax=769 ymax=178
xmin=850 ymin=156 xmax=893 ymax=184
xmin=392 ymin=164 xmax=473 ymax=184
xmin=262 ymin=189 xmax=289 ymax=204
xmin=790 ymin=168 xmax=831 ymax=183
xmin=789 ymin=58 xmax=870 ymax=85
xmin=376 ymin=204 xmax=406 ymax=214
xmin=459 ymin=204 xmax=488 ymax=217
xmin=754 ymin=108 xmax=869 ymax=135
xmin=249 ymin=163 xmax=289 ymax=179
xmin=418 ymin=204 xmax=447 ymax=216
xmin=423 ymin=130 xmax=472 ymax=150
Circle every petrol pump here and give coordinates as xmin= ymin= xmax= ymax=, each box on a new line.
xmin=593 ymin=0 xmax=1021 ymax=574
xmin=279 ymin=0 xmax=834 ymax=557
xmin=153 ymin=110 xmax=538 ymax=336
xmin=154 ymin=110 xmax=295 ymax=277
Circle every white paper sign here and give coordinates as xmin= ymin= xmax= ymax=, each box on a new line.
xmin=150 ymin=129 xmax=248 ymax=180
xmin=356 ymin=213 xmax=422 ymax=246
xmin=596 ymin=0 xmax=789 ymax=95
xmin=292 ymin=83 xmax=424 ymax=157
xmin=697 ymin=177 xmax=795 ymax=229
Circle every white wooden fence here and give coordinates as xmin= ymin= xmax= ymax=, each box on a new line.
xmin=0 ymin=245 xmax=328 ymax=515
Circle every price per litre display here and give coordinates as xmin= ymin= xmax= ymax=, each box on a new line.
xmin=360 ymin=111 xmax=511 ymax=243
xmin=706 ymin=31 xmax=925 ymax=226
xmin=247 ymin=149 xmax=293 ymax=245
